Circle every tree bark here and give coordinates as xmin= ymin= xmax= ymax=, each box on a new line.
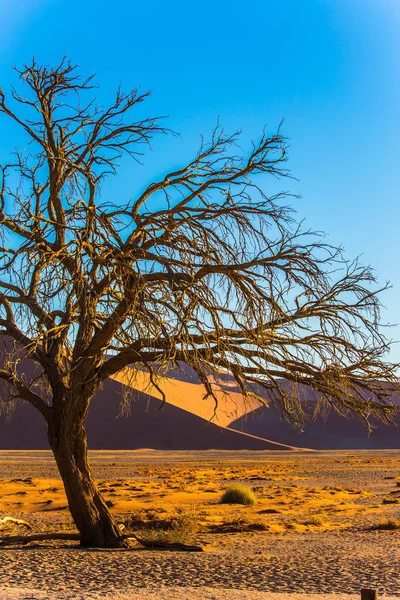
xmin=48 ymin=398 xmax=125 ymax=548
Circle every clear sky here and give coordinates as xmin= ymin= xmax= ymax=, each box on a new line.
xmin=0 ymin=0 xmax=399 ymax=360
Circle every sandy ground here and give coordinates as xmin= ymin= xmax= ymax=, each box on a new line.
xmin=1 ymin=450 xmax=400 ymax=598
xmin=0 ymin=590 xmax=398 ymax=600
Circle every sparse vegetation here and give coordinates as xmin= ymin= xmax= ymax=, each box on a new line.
xmin=209 ymin=517 xmax=268 ymax=533
xmin=123 ymin=509 xmax=198 ymax=545
xmin=324 ymin=484 xmax=343 ymax=492
xmin=345 ymin=487 xmax=361 ymax=494
xmin=2 ymin=454 xmax=400 ymax=550
xmin=373 ymin=518 xmax=400 ymax=531
xmin=220 ymin=484 xmax=257 ymax=505
xmin=303 ymin=515 xmax=325 ymax=527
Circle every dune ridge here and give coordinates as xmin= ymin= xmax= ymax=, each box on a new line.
xmin=0 ymin=350 xmax=399 ymax=449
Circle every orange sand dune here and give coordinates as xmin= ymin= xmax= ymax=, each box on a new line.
xmin=0 ymin=341 xmax=398 ymax=449
xmin=111 ymin=367 xmax=261 ymax=427
xmin=0 ymin=375 xmax=301 ymax=450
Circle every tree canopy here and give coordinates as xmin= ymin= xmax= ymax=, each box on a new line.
xmin=0 ymin=58 xmax=397 ymax=546
xmin=0 ymin=58 xmax=397 ymax=424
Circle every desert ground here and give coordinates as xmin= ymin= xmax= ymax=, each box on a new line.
xmin=1 ymin=450 xmax=400 ymax=599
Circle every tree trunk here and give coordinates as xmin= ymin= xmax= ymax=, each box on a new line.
xmin=48 ymin=402 xmax=125 ymax=548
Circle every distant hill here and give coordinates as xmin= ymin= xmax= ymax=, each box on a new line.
xmin=230 ymin=405 xmax=400 ymax=450
xmin=0 ymin=354 xmax=398 ymax=450
xmin=0 ymin=377 xmax=302 ymax=451
xmin=114 ymin=363 xmax=400 ymax=450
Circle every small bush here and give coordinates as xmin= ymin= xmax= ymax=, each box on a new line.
xmin=209 ymin=517 xmax=267 ymax=533
xmin=123 ymin=509 xmax=169 ymax=531
xmin=373 ymin=518 xmax=400 ymax=530
xmin=167 ymin=511 xmax=198 ymax=544
xmin=303 ymin=515 xmax=324 ymax=527
xmin=123 ymin=509 xmax=198 ymax=544
xmin=220 ymin=484 xmax=257 ymax=505
xmin=324 ymin=484 xmax=343 ymax=492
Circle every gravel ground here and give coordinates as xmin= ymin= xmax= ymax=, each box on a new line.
xmin=1 ymin=532 xmax=399 ymax=597
xmin=2 ymin=451 xmax=400 ymax=599
xmin=0 ymin=590 xmax=398 ymax=600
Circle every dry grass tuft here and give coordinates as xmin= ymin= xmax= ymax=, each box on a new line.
xmin=124 ymin=508 xmax=199 ymax=544
xmin=303 ymin=515 xmax=325 ymax=527
xmin=220 ymin=484 xmax=257 ymax=505
xmin=209 ymin=517 xmax=268 ymax=533
xmin=373 ymin=518 xmax=400 ymax=531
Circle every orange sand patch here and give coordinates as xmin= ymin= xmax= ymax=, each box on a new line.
xmin=0 ymin=465 xmax=376 ymax=537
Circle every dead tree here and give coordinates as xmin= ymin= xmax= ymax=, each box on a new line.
xmin=0 ymin=58 xmax=397 ymax=547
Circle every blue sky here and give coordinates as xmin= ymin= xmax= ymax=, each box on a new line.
xmin=0 ymin=0 xmax=399 ymax=360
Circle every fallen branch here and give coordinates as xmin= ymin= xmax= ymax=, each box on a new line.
xmin=0 ymin=532 xmax=80 ymax=546
xmin=126 ymin=533 xmax=204 ymax=552
xmin=0 ymin=517 xmax=32 ymax=529
xmin=0 ymin=531 xmax=204 ymax=551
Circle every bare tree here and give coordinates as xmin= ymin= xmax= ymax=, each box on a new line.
xmin=0 ymin=58 xmax=397 ymax=547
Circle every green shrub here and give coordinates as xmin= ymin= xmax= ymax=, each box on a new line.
xmin=220 ymin=484 xmax=257 ymax=505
